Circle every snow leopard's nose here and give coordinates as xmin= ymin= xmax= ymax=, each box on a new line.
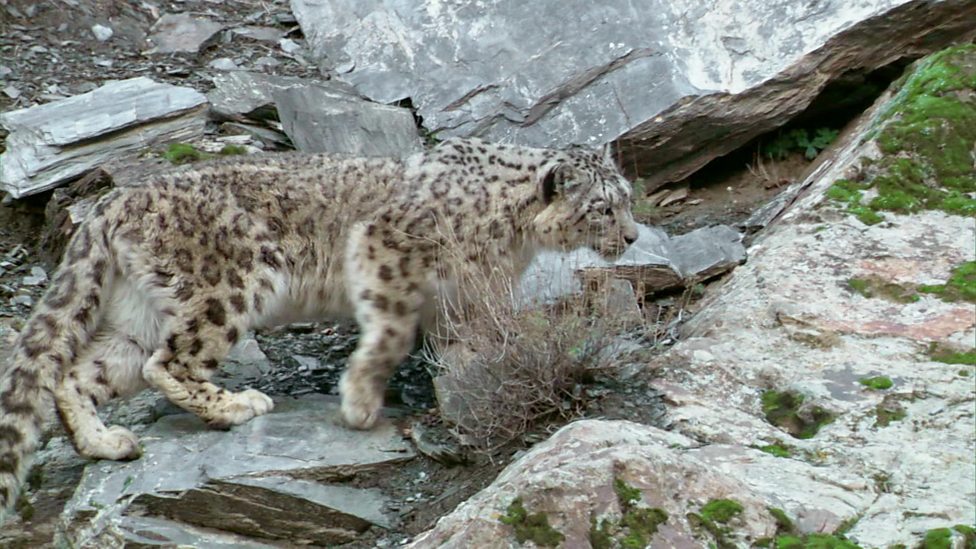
xmin=623 ymin=231 xmax=638 ymax=245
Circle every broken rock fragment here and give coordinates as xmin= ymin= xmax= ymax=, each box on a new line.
xmin=148 ymin=13 xmax=224 ymax=54
xmin=274 ymin=84 xmax=423 ymax=157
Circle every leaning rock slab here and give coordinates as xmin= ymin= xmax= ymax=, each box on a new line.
xmin=0 ymin=77 xmax=207 ymax=198
xmin=292 ymin=0 xmax=975 ymax=188
xmin=58 ymin=395 xmax=414 ymax=548
xmin=274 ymin=84 xmax=423 ymax=156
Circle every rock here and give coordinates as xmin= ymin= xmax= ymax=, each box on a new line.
xmin=147 ymin=13 xmax=224 ymax=54
xmin=59 ymin=395 xmax=414 ymax=547
xmin=208 ymin=57 xmax=240 ymax=71
xmin=208 ymin=71 xmax=358 ymax=121
xmin=518 ymin=223 xmax=745 ymax=306
xmin=221 ymin=122 xmax=292 ymax=150
xmin=407 ymin=420 xmax=816 ymax=547
xmin=415 ymin=44 xmax=976 ymax=549
xmin=0 ymin=77 xmax=207 ymax=198
xmin=230 ymin=26 xmax=286 ymax=43
xmin=273 ymin=84 xmax=423 ymax=156
xmin=21 ymin=266 xmax=47 ymax=286
xmin=90 ymin=24 xmax=113 ymax=42
xmin=292 ymin=0 xmax=976 ymax=189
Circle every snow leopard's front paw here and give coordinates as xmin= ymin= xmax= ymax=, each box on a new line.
xmin=339 ymin=372 xmax=383 ymax=429
xmin=208 ymin=389 xmax=274 ymax=428
xmin=76 ymin=425 xmax=142 ymax=461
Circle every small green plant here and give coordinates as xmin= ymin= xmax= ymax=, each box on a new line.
xmin=875 ymin=395 xmax=907 ymax=427
xmin=859 ymin=376 xmax=893 ymax=390
xmin=499 ymin=497 xmax=565 ymax=547
xmin=688 ymin=498 xmax=743 ymax=548
xmin=758 ymin=444 xmax=792 ymax=458
xmin=218 ymin=144 xmax=247 ymax=156
xmin=928 ymin=343 xmax=976 ymax=366
xmin=163 ymin=142 xmax=248 ymax=164
xmin=755 ymin=508 xmax=864 ymax=549
xmin=917 ymin=261 xmax=976 ymax=303
xmin=826 ymin=180 xmax=884 ymax=225
xmin=846 ymin=277 xmax=919 ymax=303
xmin=762 ymin=127 xmax=839 ymax=160
xmin=590 ymin=478 xmax=669 ymax=548
xmin=761 ymin=390 xmax=834 ymax=439
xmin=162 ymin=142 xmax=209 ymax=164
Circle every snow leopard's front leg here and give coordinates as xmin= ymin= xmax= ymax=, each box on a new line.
xmin=340 ymin=225 xmax=425 ymax=429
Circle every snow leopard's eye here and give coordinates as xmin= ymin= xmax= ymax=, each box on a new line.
xmin=603 ymin=206 xmax=613 ymax=216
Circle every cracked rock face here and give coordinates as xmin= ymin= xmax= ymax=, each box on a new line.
xmin=291 ymin=0 xmax=975 ymax=189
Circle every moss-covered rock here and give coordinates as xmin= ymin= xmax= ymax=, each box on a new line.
xmin=827 ymin=45 xmax=976 ymax=224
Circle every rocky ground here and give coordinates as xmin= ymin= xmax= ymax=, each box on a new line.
xmin=0 ymin=0 xmax=973 ymax=548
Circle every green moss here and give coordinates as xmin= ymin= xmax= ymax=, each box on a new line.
xmin=218 ymin=144 xmax=247 ymax=156
xmin=499 ymin=497 xmax=565 ymax=547
xmin=859 ymin=376 xmax=894 ymax=390
xmin=700 ymin=499 xmax=743 ymax=524
xmin=769 ymin=507 xmax=795 ymax=533
xmin=771 ymin=534 xmax=863 ymax=549
xmin=846 ymin=277 xmax=920 ymax=303
xmin=917 ymin=261 xmax=976 ymax=303
xmin=875 ymin=396 xmax=907 ymax=427
xmin=953 ymin=525 xmax=976 ymax=549
xmin=590 ymin=517 xmax=614 ymax=549
xmin=827 ymin=45 xmax=976 ymax=224
xmin=928 ymin=342 xmax=976 ymax=365
xmin=162 ymin=142 xmax=211 ymax=164
xmin=614 ymin=477 xmax=642 ymax=508
xmin=591 ymin=479 xmax=668 ymax=548
xmin=688 ymin=499 xmax=744 ymax=548
xmin=620 ymin=507 xmax=668 ymax=548
xmin=762 ymin=390 xmax=835 ymax=439
xmin=921 ymin=528 xmax=953 ymax=549
xmin=758 ymin=444 xmax=793 ymax=458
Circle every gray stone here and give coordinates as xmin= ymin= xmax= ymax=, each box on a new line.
xmin=291 ymin=0 xmax=975 ymax=189
xmin=407 ymin=421 xmax=792 ymax=547
xmin=59 ymin=395 xmax=414 ymax=547
xmin=208 ymin=57 xmax=241 ymax=71
xmin=207 ymin=71 xmax=358 ymax=121
xmin=230 ymin=26 xmax=286 ymax=43
xmin=148 ymin=13 xmax=224 ymax=54
xmin=518 ymin=223 xmax=745 ymax=306
xmin=274 ymin=84 xmax=423 ymax=156
xmin=21 ymin=266 xmax=47 ymax=286
xmin=0 ymin=77 xmax=207 ymax=198
xmin=91 ymin=24 xmax=113 ymax=42
xmin=668 ymin=225 xmax=746 ymax=279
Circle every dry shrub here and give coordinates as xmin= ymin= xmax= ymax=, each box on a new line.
xmin=425 ymin=246 xmax=630 ymax=452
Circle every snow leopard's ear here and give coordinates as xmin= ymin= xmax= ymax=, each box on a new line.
xmin=537 ymin=162 xmax=576 ymax=205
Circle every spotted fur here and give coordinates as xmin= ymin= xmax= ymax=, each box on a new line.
xmin=0 ymin=138 xmax=638 ymax=519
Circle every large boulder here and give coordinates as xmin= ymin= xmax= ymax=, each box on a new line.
xmin=290 ymin=0 xmax=975 ymax=190
xmin=409 ymin=46 xmax=976 ymax=548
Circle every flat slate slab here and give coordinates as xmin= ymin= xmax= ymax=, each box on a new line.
xmin=0 ymin=77 xmax=207 ymax=198
xmin=60 ymin=395 xmax=414 ymax=547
